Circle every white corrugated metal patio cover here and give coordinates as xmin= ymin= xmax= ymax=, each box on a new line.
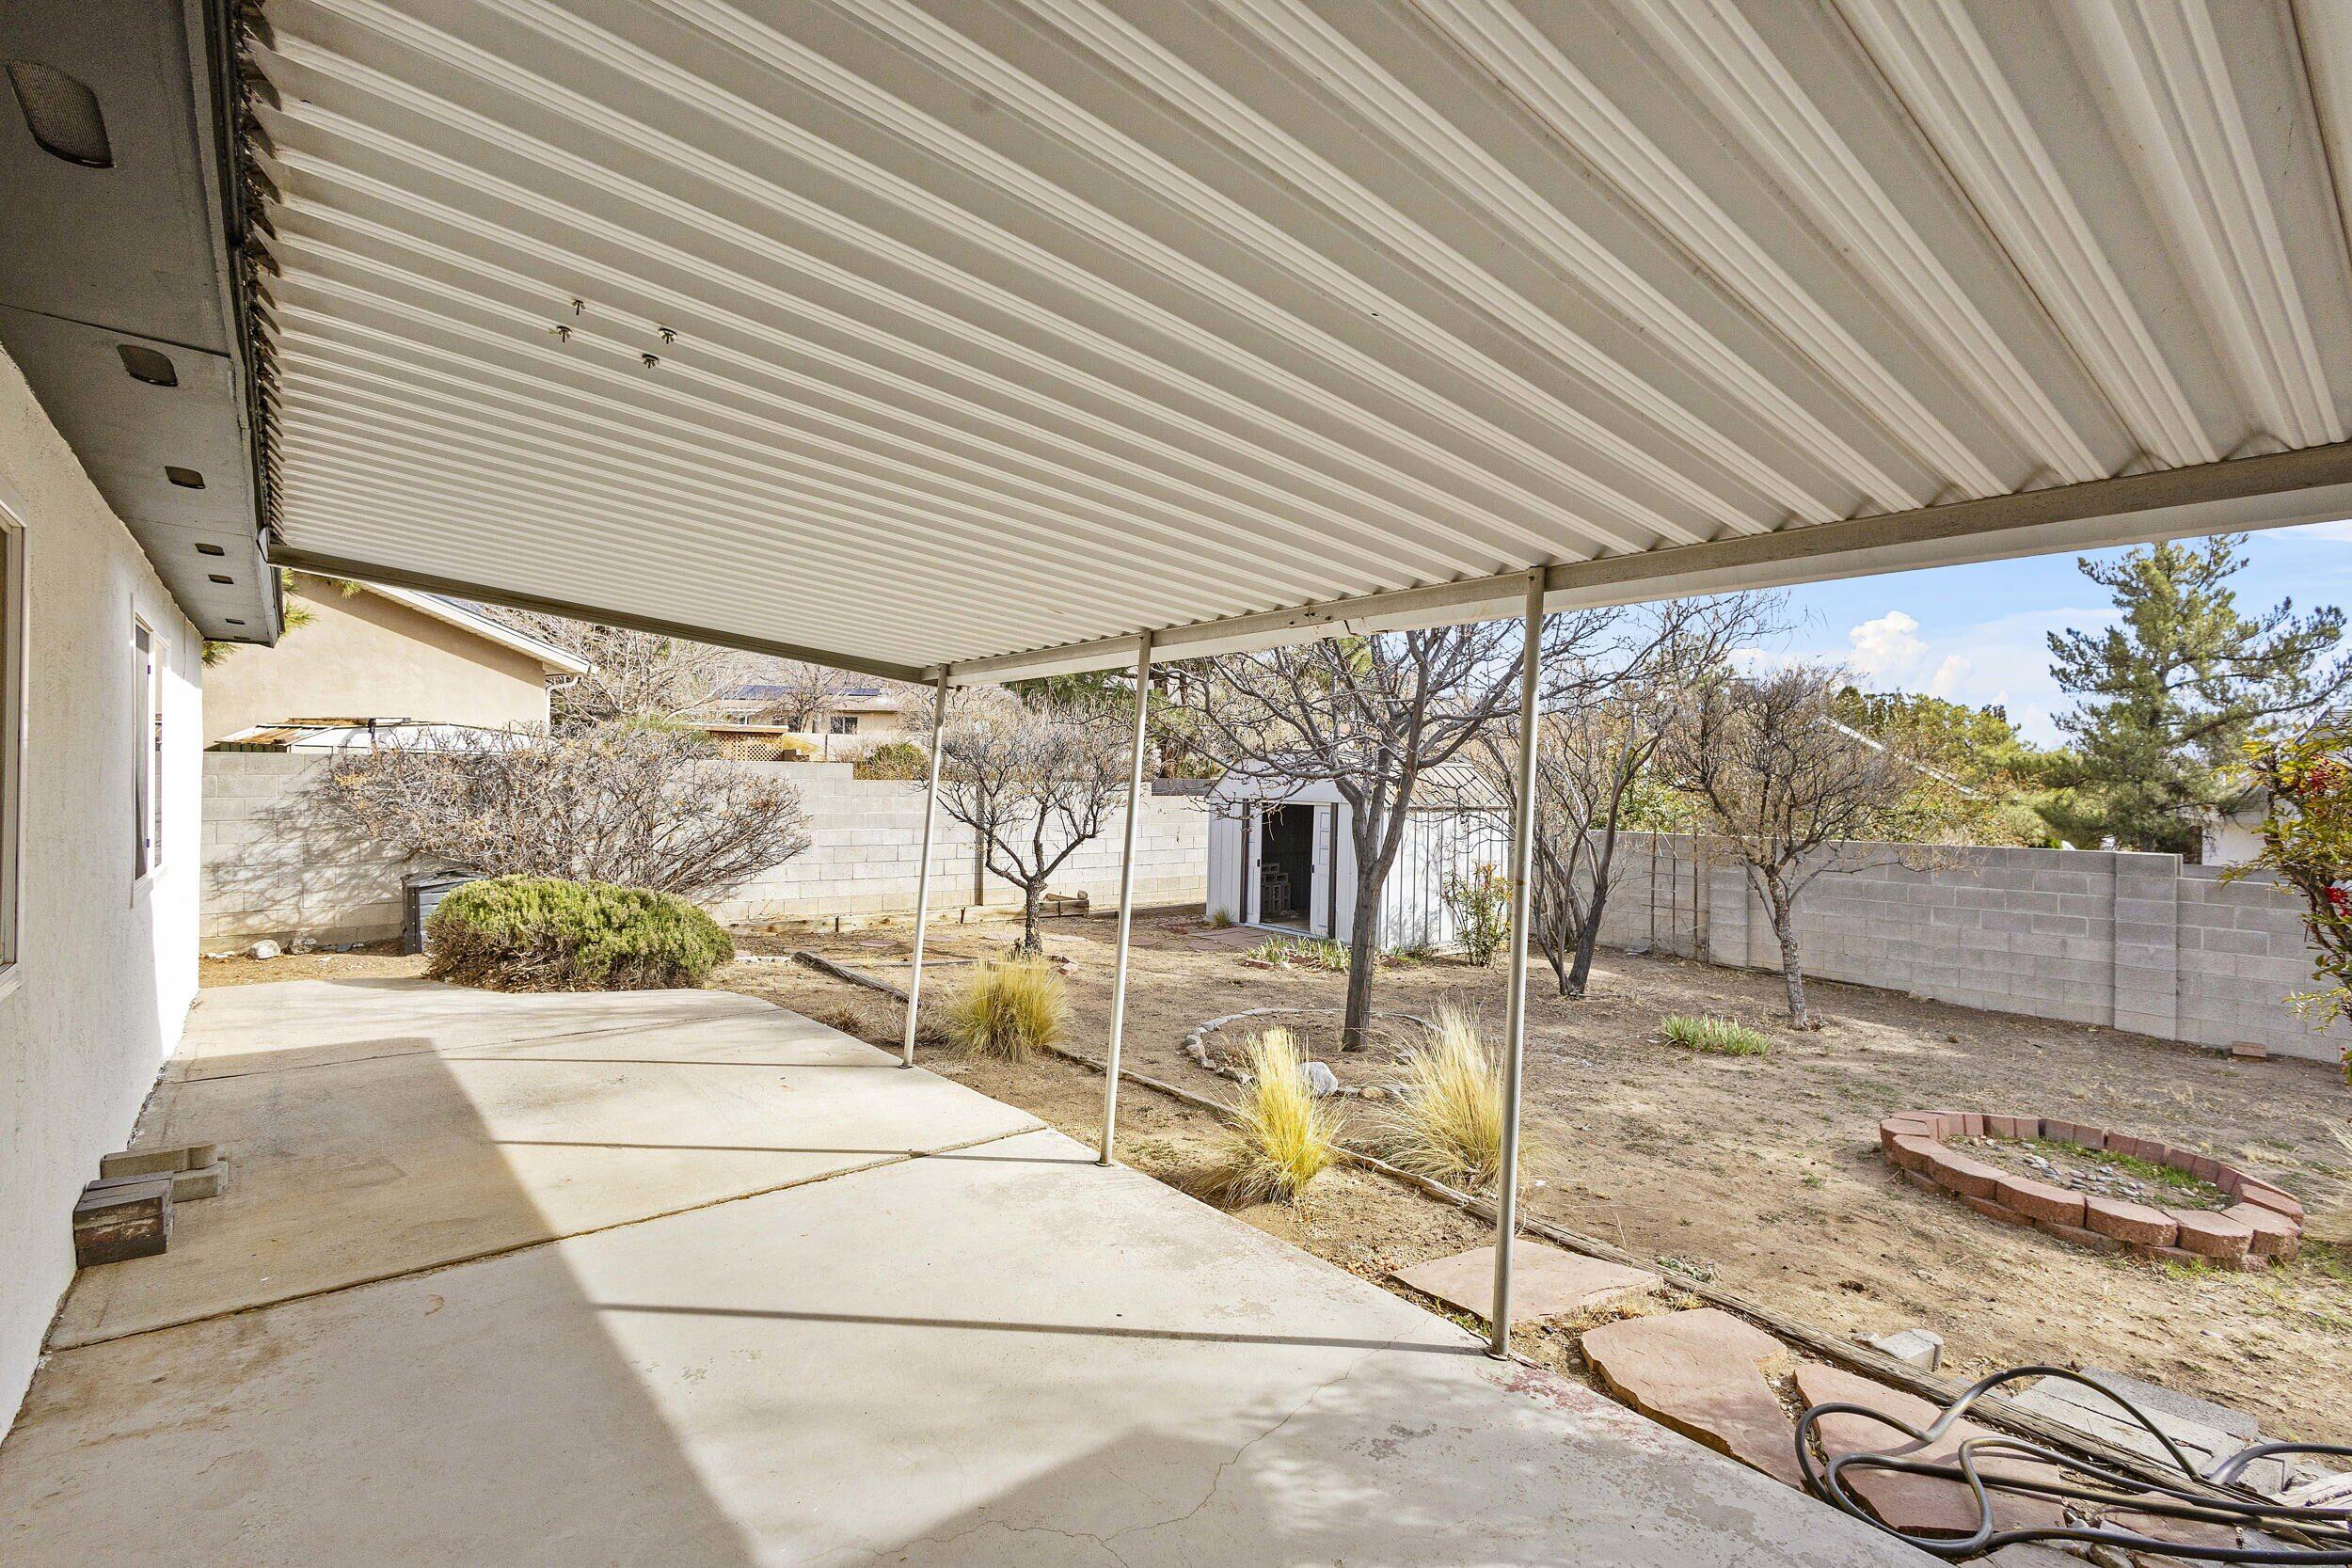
xmin=249 ymin=0 xmax=2352 ymax=682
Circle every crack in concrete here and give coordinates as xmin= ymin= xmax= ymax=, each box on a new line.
xmin=844 ymin=1330 xmax=1408 ymax=1566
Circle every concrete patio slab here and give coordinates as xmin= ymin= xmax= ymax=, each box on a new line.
xmin=6 ymin=980 xmax=1930 ymax=1566
xmin=51 ymin=980 xmax=1041 ymax=1347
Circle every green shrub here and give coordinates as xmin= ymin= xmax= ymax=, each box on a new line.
xmin=1661 ymin=1014 xmax=1771 ymax=1056
xmin=425 ymin=876 xmax=734 ymax=991
xmin=1206 ymin=908 xmax=1235 ymax=929
xmin=1442 ymin=864 xmax=1512 ymax=967
xmin=1218 ymin=1028 xmax=1343 ymax=1203
xmin=854 ymin=740 xmax=930 ymax=780
xmin=948 ymin=958 xmax=1067 ymax=1061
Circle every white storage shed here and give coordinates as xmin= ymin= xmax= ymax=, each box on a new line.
xmin=1204 ymin=767 xmax=1508 ymax=954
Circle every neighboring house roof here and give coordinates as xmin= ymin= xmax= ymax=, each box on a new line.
xmin=211 ymin=720 xmax=512 ymax=752
xmin=355 ymin=582 xmax=594 ymax=675
xmin=1207 ymin=759 xmax=1504 ymax=811
xmin=713 ymin=681 xmax=903 ymax=709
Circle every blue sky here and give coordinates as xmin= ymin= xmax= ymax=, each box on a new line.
xmin=1733 ymin=519 xmax=2352 ymax=746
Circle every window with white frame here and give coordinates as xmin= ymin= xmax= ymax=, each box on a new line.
xmin=133 ymin=616 xmax=162 ymax=879
xmin=0 ymin=508 xmax=20 ymax=975
xmin=829 ymin=714 xmax=859 ymax=736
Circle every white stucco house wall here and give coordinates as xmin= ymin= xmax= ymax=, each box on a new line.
xmin=0 ymin=342 xmax=206 ymax=1420
xmin=1203 ymin=766 xmax=1508 ymax=953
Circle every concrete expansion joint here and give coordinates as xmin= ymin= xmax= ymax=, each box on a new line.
xmin=54 ymin=1120 xmax=1050 ymax=1354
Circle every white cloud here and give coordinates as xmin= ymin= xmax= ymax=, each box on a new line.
xmin=1927 ymin=655 xmax=1969 ymax=697
xmin=1847 ymin=610 xmax=1926 ymax=680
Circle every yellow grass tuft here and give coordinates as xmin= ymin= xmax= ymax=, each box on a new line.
xmin=947 ymin=958 xmax=1067 ymax=1062
xmin=1370 ymin=1006 xmax=1528 ymax=1192
xmin=1218 ymin=1028 xmax=1343 ymax=1204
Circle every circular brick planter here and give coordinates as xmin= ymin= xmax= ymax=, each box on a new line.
xmin=1878 ymin=1111 xmax=2305 ymax=1270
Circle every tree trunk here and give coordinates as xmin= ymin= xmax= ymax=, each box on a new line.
xmin=1016 ymin=885 xmax=1043 ymax=957
xmin=1566 ymin=917 xmax=1603 ymax=999
xmin=1766 ymin=884 xmax=1814 ymax=1027
xmin=1340 ymin=885 xmax=1381 ymax=1052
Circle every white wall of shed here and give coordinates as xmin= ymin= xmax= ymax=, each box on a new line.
xmin=1377 ymin=809 xmax=1512 ymax=952
xmin=0 ymin=341 xmax=201 ymax=1425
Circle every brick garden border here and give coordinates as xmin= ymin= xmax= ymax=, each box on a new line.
xmin=1879 ymin=1111 xmax=2305 ymax=1270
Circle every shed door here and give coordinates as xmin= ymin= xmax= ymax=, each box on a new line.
xmin=1309 ymin=805 xmax=1333 ymax=938
xmin=1244 ymin=806 xmax=1261 ymax=926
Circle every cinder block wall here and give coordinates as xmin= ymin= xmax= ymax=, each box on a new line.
xmin=200 ymin=754 xmax=1208 ymax=947
xmin=1592 ymin=833 xmax=2347 ymax=1064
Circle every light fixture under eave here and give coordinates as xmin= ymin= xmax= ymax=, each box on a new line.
xmin=6 ymin=59 xmax=111 ymax=168
xmin=117 ymin=344 xmax=177 ymax=387
xmin=166 ymin=466 xmax=204 ymax=489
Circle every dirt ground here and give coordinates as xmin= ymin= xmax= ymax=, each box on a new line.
xmin=202 ymin=912 xmax=2352 ymax=1442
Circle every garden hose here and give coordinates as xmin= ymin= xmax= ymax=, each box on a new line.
xmin=1796 ymin=1365 xmax=2352 ymax=1561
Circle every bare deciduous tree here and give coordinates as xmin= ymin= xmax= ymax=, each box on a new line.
xmin=936 ymin=689 xmax=1132 ymax=956
xmin=749 ymin=660 xmax=869 ymax=732
xmin=1184 ymin=623 xmax=1604 ymax=1051
xmin=1481 ymin=595 xmax=1782 ymax=998
xmin=477 ymin=610 xmax=748 ymax=731
xmin=324 ymin=725 xmax=810 ymax=898
xmin=1661 ymin=664 xmax=1911 ymax=1027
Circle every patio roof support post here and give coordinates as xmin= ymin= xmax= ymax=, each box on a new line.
xmin=901 ymin=668 xmax=952 ymax=1069
xmin=1099 ymin=632 xmax=1153 ymax=1164
xmin=1487 ymin=569 xmax=1546 ymax=1358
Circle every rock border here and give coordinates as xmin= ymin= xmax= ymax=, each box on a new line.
xmin=1879 ymin=1111 xmax=2305 ymax=1270
xmin=1180 ymin=1006 xmax=1436 ymax=1095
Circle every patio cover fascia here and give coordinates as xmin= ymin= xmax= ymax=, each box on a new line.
xmin=274 ymin=440 xmax=2352 ymax=689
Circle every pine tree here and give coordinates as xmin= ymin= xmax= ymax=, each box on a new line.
xmin=2042 ymin=534 xmax=2349 ymax=858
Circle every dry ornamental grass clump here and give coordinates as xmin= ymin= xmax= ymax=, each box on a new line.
xmin=947 ymin=958 xmax=1068 ymax=1062
xmin=1370 ymin=1006 xmax=1531 ymax=1192
xmin=1218 ymin=1028 xmax=1343 ymax=1204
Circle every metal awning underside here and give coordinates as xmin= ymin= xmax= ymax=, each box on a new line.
xmin=247 ymin=0 xmax=2352 ymax=684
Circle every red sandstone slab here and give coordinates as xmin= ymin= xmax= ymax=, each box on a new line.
xmin=1794 ymin=1364 xmax=2069 ymax=1538
xmin=2220 ymin=1203 xmax=2299 ymax=1259
xmin=1581 ymin=1309 xmax=1804 ymax=1488
xmin=1963 ymin=1196 xmax=2033 ymax=1227
xmin=2082 ymin=1196 xmax=2176 ymax=1247
xmin=2031 ymin=1219 xmax=2120 ymax=1253
xmin=1922 ymin=1146 xmax=2002 ymax=1199
xmin=2237 ymin=1181 xmax=2305 ymax=1221
xmin=1888 ymin=1134 xmax=1938 ymax=1174
xmin=2168 ymin=1208 xmax=2253 ymax=1259
xmin=1881 ymin=1117 xmax=1933 ymax=1152
xmin=1391 ymin=1243 xmax=1659 ymax=1323
xmin=1994 ymin=1175 xmax=2085 ymax=1227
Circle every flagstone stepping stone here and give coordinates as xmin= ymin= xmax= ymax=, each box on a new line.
xmin=1795 ymin=1364 xmax=2070 ymax=1539
xmin=1581 ymin=1308 xmax=1804 ymax=1487
xmin=1391 ymin=1242 xmax=1659 ymax=1323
